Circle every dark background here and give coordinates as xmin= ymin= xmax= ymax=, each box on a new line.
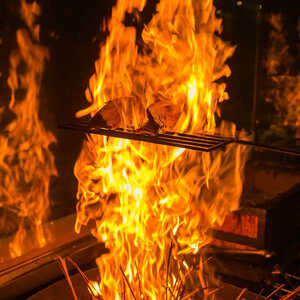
xmin=0 ymin=0 xmax=299 ymax=221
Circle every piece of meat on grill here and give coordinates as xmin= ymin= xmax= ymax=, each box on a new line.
xmin=136 ymin=99 xmax=181 ymax=135
xmin=147 ymin=98 xmax=181 ymax=132
xmin=89 ymin=95 xmax=181 ymax=135
xmin=89 ymin=97 xmax=147 ymax=130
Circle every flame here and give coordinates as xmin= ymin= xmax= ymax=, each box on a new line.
xmin=88 ymin=281 xmax=102 ymax=297
xmin=74 ymin=0 xmax=248 ymax=298
xmin=264 ymin=14 xmax=300 ymax=137
xmin=0 ymin=0 xmax=57 ymax=257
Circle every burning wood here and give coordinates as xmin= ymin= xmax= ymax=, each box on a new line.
xmin=57 ymin=250 xmax=223 ymax=300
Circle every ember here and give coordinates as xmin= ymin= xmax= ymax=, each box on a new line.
xmin=74 ymin=0 xmax=249 ymax=298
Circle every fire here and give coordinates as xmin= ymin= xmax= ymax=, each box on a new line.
xmin=264 ymin=14 xmax=300 ymax=138
xmin=74 ymin=0 xmax=248 ymax=298
xmin=0 ymin=0 xmax=57 ymax=257
xmin=88 ymin=281 xmax=102 ymax=297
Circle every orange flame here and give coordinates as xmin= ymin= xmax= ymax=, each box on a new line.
xmin=0 ymin=0 xmax=57 ymax=258
xmin=75 ymin=0 xmax=249 ymax=298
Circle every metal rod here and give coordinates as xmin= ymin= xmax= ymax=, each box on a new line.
xmin=203 ymin=247 xmax=275 ymax=258
xmin=235 ymin=140 xmax=300 ymax=156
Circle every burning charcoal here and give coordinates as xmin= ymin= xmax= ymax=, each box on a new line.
xmin=89 ymin=97 xmax=147 ymax=130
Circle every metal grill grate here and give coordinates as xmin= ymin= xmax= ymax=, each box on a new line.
xmin=59 ymin=123 xmax=300 ymax=156
xmin=59 ymin=123 xmax=233 ymax=152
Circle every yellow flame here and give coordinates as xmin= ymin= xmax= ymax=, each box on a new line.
xmin=88 ymin=281 xmax=102 ymax=297
xmin=75 ymin=0 xmax=249 ymax=298
xmin=0 ymin=0 xmax=57 ymax=258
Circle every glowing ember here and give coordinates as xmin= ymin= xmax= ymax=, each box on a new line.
xmin=74 ymin=0 xmax=249 ymax=298
xmin=0 ymin=0 xmax=57 ymax=257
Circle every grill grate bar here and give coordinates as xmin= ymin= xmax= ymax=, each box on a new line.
xmin=164 ymin=131 xmax=232 ymax=142
xmin=159 ymin=133 xmax=228 ymax=145
xmin=59 ymin=123 xmax=232 ymax=152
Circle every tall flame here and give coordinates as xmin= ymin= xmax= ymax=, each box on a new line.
xmin=75 ymin=0 xmax=249 ymax=298
xmin=0 ymin=0 xmax=57 ymax=258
